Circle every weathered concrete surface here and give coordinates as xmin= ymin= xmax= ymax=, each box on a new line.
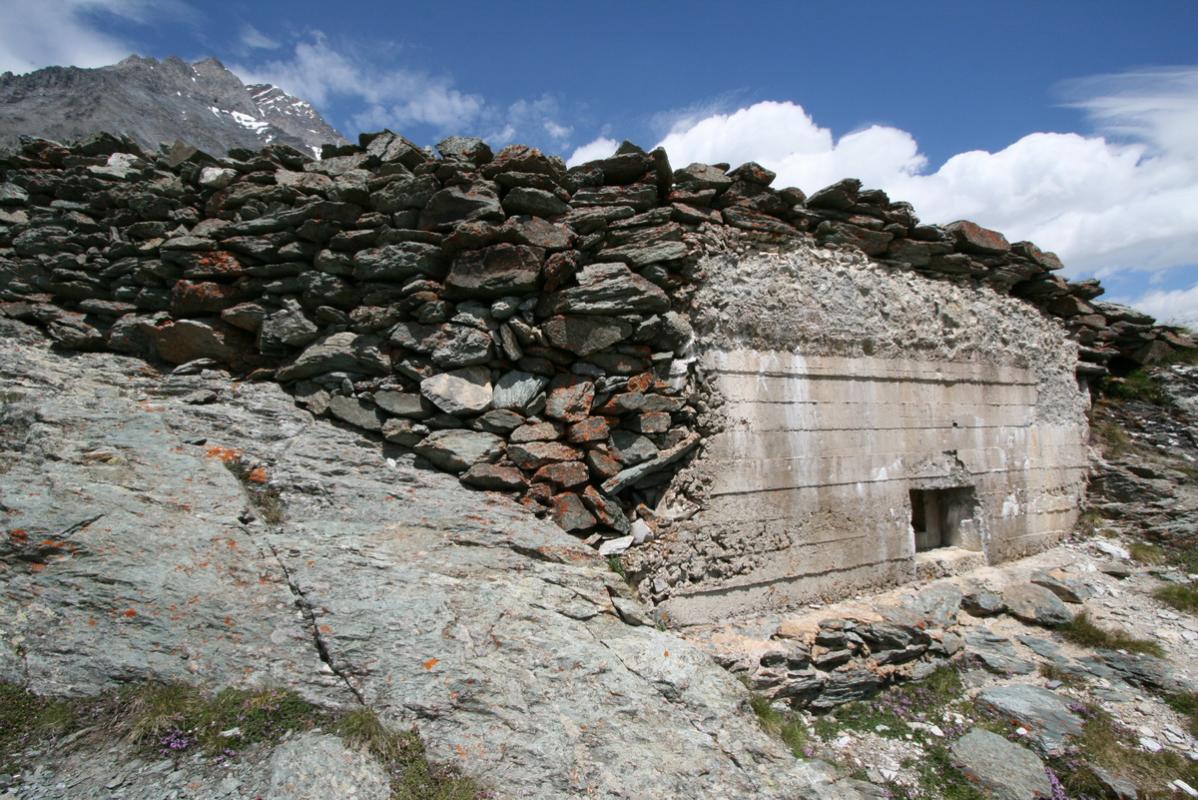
xmin=634 ymin=246 xmax=1089 ymax=625
xmin=0 ymin=319 xmax=866 ymax=799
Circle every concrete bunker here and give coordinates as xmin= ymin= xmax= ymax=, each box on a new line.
xmin=629 ymin=247 xmax=1092 ymax=626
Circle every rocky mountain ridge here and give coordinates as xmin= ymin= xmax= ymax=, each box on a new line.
xmin=0 ymin=56 xmax=346 ymax=158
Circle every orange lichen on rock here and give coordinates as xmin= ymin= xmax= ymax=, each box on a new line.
xmin=205 ymin=445 xmax=243 ymax=463
xmin=422 ymin=657 xmax=439 ymax=670
xmin=246 ymin=466 xmax=268 ymax=483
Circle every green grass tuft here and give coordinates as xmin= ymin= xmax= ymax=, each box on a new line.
xmin=1104 ymin=369 xmax=1166 ymax=404
xmin=336 ymin=708 xmax=482 ymax=800
xmin=2 ymin=681 xmax=486 ymax=799
xmin=1128 ymin=540 xmax=1168 ymax=565
xmin=1164 ymin=692 xmax=1198 ymax=738
xmin=114 ymin=683 xmax=330 ymax=754
xmin=606 ymin=555 xmax=627 ymax=581
xmin=1049 ymin=704 xmax=1198 ymax=796
xmin=1155 ymin=582 xmax=1198 ymax=614
xmin=1058 ymin=612 xmax=1164 ymax=657
xmin=1038 ymin=661 xmax=1086 ymax=687
xmin=748 ymin=694 xmax=810 ymax=758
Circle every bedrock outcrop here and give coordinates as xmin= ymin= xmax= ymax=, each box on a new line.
xmin=0 ymin=318 xmax=870 ymax=800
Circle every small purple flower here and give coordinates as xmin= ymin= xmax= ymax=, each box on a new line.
xmin=1045 ymin=766 xmax=1068 ymax=800
xmin=159 ymin=729 xmax=194 ymax=753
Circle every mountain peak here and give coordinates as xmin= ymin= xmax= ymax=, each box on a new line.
xmin=0 ymin=55 xmax=346 ymax=157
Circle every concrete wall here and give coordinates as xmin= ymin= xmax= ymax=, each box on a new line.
xmin=632 ymin=247 xmax=1091 ymax=625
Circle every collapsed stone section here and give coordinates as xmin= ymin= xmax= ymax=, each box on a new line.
xmin=0 ymin=129 xmax=1192 ymax=576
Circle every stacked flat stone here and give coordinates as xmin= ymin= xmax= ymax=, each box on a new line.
xmin=0 ymin=130 xmax=1192 ymax=555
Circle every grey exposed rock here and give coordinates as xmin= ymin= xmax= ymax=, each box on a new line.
xmin=436 ymin=136 xmax=493 ymax=165
xmin=370 ymin=174 xmax=441 ymax=212
xmin=0 ymin=56 xmax=346 ymax=156
xmin=373 ymin=390 xmax=431 ymax=418
xmin=949 ymin=728 xmax=1051 ymax=800
xmin=962 ymin=589 xmax=1005 ymax=616
xmin=365 ymin=130 xmax=426 ymax=168
xmin=258 ymin=302 xmax=319 ymax=353
xmin=602 ymin=433 xmax=700 ymax=494
xmin=420 ymin=183 xmax=504 ymax=231
xmin=609 ymin=430 xmax=658 ymax=465
xmin=414 ymin=429 xmax=505 ymax=473
xmin=964 ymin=628 xmax=1034 ymax=675
xmin=327 ymin=394 xmax=385 ymax=432
xmin=502 ymin=187 xmax=569 ymax=217
xmin=391 ymin=321 xmax=493 ymax=368
xmin=460 ymin=463 xmax=526 ymax=491
xmin=543 ymin=262 xmax=669 ymax=315
xmin=267 ymin=732 xmax=390 ymax=800
xmin=975 ymin=685 xmax=1084 ymax=754
xmin=199 ymin=166 xmax=237 ymax=189
xmin=1003 ymin=583 xmax=1074 ymax=627
xmin=493 ymin=370 xmax=548 ymax=411
xmin=277 ymin=332 xmax=390 ymax=382
xmin=446 ymin=243 xmax=544 ymax=299
xmin=542 ymin=315 xmax=633 ymax=356
xmin=353 ymin=242 xmax=446 ymax=281
xmin=420 ymin=366 xmax=493 ymax=415
xmin=1030 ymin=570 xmax=1092 ymax=604
xmin=381 ymin=417 xmax=424 ymax=446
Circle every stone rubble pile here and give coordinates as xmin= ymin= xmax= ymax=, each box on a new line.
xmin=0 ymin=129 xmax=1192 ymax=554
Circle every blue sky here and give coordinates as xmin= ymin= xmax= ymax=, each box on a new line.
xmin=2 ymin=0 xmax=1197 ymax=325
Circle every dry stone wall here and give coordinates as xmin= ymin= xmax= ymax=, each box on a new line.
xmin=0 ymin=129 xmax=1192 ymax=611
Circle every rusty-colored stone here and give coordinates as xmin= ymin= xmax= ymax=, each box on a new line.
xmin=544 ymin=374 xmax=594 ymax=422
xmin=625 ymin=411 xmax=671 ymax=434
xmin=585 ymin=448 xmax=622 ymax=480
xmin=507 ymin=441 xmax=581 ymax=471
xmin=945 ymin=220 xmax=1010 ymax=255
xmin=550 ymin=492 xmax=596 ymax=532
xmin=567 ymin=416 xmax=609 ymax=444
xmin=582 ymin=485 xmax=630 ymax=534
xmin=532 ymin=461 xmax=589 ymax=489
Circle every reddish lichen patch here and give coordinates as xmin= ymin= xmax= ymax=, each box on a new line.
xmin=205 ymin=445 xmax=243 ymax=463
xmin=8 ymin=528 xmax=28 ymax=545
xmin=122 ymin=608 xmax=138 ymax=618
xmin=626 ymin=371 xmax=654 ymax=393
xmin=422 ymin=657 xmax=439 ymax=671
xmin=246 ymin=466 xmax=268 ymax=484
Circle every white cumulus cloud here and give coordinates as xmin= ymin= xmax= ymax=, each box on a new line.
xmin=650 ymin=69 xmax=1198 ymax=294
xmin=233 ymin=32 xmax=485 ymax=132
xmin=567 ymin=136 xmax=619 ymax=167
xmin=1116 ymin=284 xmax=1198 ymax=328
xmin=0 ymin=0 xmax=192 ymax=74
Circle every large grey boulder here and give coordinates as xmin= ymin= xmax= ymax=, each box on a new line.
xmin=949 ymin=728 xmax=1051 ymax=800
xmin=277 ymin=332 xmax=390 ymax=382
xmin=542 ymin=262 xmax=669 ymax=315
xmin=420 ymin=366 xmax=493 ymax=415
xmin=492 ymin=370 xmax=548 ymax=410
xmin=414 ymin=429 xmax=505 ymax=473
xmin=975 ymin=684 xmax=1084 ymax=755
xmin=267 ymin=732 xmax=390 ymax=800
xmin=1003 ymin=583 xmax=1074 ymax=626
